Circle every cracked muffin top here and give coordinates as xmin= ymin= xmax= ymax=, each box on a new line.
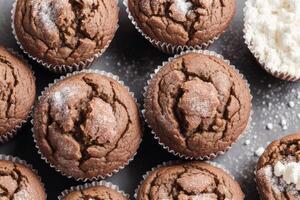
xmin=0 ymin=159 xmax=46 ymax=200
xmin=137 ymin=162 xmax=244 ymax=200
xmin=33 ymin=72 xmax=142 ymax=180
xmin=62 ymin=185 xmax=128 ymax=200
xmin=0 ymin=46 xmax=36 ymax=137
xmin=144 ymin=52 xmax=251 ymax=158
xmin=256 ymin=134 xmax=300 ymax=200
xmin=128 ymin=0 xmax=236 ymax=47
xmin=14 ymin=0 xmax=119 ymax=66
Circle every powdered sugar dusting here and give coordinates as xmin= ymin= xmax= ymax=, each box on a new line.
xmin=32 ymin=0 xmax=67 ymax=29
xmin=51 ymin=86 xmax=75 ymax=108
xmin=255 ymin=147 xmax=265 ymax=157
xmin=50 ymin=85 xmax=78 ymax=119
xmin=32 ymin=0 xmax=55 ymax=29
xmin=262 ymin=162 xmax=300 ymax=196
xmin=174 ymin=0 xmax=192 ymax=15
xmin=13 ymin=189 xmax=32 ymax=200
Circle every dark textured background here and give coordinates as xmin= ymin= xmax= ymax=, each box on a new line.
xmin=1 ymin=0 xmax=300 ymax=199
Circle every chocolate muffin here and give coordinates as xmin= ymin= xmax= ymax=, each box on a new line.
xmin=13 ymin=0 xmax=119 ymax=68
xmin=0 ymin=46 xmax=36 ymax=140
xmin=33 ymin=72 xmax=142 ymax=180
xmin=144 ymin=52 xmax=251 ymax=159
xmin=127 ymin=0 xmax=236 ymax=49
xmin=61 ymin=184 xmax=128 ymax=200
xmin=136 ymin=161 xmax=244 ymax=200
xmin=0 ymin=158 xmax=46 ymax=199
xmin=256 ymin=133 xmax=300 ymax=200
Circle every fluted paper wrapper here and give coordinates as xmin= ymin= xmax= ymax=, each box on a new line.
xmin=143 ymin=49 xmax=253 ymax=160
xmin=32 ymin=69 xmax=141 ymax=181
xmin=123 ymin=0 xmax=221 ymax=54
xmin=11 ymin=0 xmax=118 ymax=74
xmin=58 ymin=181 xmax=129 ymax=199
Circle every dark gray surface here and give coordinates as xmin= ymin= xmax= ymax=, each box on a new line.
xmin=1 ymin=0 xmax=300 ymax=199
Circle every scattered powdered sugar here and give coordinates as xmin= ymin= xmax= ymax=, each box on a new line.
xmin=255 ymin=147 xmax=265 ymax=157
xmin=280 ymin=118 xmax=287 ymax=126
xmin=257 ymin=83 xmax=300 ymax=132
xmin=51 ymin=86 xmax=74 ymax=107
xmin=266 ymin=123 xmax=273 ymax=130
xmin=173 ymin=0 xmax=193 ymax=15
xmin=262 ymin=161 xmax=300 ymax=195
xmin=244 ymin=139 xmax=251 ymax=146
xmin=50 ymin=85 xmax=78 ymax=117
xmin=288 ymin=101 xmax=295 ymax=108
xmin=190 ymin=99 xmax=211 ymax=116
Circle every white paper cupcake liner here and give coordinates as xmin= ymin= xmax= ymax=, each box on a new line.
xmin=58 ymin=181 xmax=129 ymax=200
xmin=0 ymin=48 xmax=36 ymax=143
xmin=123 ymin=0 xmax=221 ymax=54
xmin=31 ymin=69 xmax=142 ymax=181
xmin=134 ymin=160 xmax=237 ymax=199
xmin=243 ymin=6 xmax=299 ymax=82
xmin=0 ymin=154 xmax=47 ymax=199
xmin=11 ymin=0 xmax=119 ymax=74
xmin=143 ymin=49 xmax=253 ymax=160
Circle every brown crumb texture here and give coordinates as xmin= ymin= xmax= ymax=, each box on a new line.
xmin=0 ymin=46 xmax=36 ymax=136
xmin=256 ymin=133 xmax=300 ymax=200
xmin=128 ymin=0 xmax=236 ymax=46
xmin=0 ymin=160 xmax=46 ymax=200
xmin=14 ymin=0 xmax=119 ymax=65
xmin=33 ymin=73 xmax=142 ymax=179
xmin=257 ymin=134 xmax=300 ymax=169
xmin=62 ymin=185 xmax=128 ymax=200
xmin=144 ymin=52 xmax=251 ymax=158
xmin=137 ymin=162 xmax=244 ymax=200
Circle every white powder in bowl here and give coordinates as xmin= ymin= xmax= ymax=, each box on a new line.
xmin=244 ymin=0 xmax=300 ymax=78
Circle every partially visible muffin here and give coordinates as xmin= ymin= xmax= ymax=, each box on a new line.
xmin=33 ymin=72 xmax=142 ymax=180
xmin=256 ymin=133 xmax=300 ymax=200
xmin=61 ymin=184 xmax=128 ymax=200
xmin=0 ymin=46 xmax=36 ymax=139
xmin=128 ymin=0 xmax=236 ymax=48
xmin=14 ymin=0 xmax=119 ymax=68
xmin=137 ymin=161 xmax=244 ymax=200
xmin=0 ymin=159 xmax=46 ymax=199
xmin=144 ymin=52 xmax=251 ymax=159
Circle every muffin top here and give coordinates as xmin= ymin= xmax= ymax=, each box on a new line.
xmin=137 ymin=162 xmax=244 ymax=200
xmin=0 ymin=46 xmax=36 ymax=136
xmin=62 ymin=185 xmax=128 ymax=200
xmin=256 ymin=133 xmax=300 ymax=200
xmin=0 ymin=159 xmax=46 ymax=200
xmin=128 ymin=0 xmax=236 ymax=46
xmin=14 ymin=0 xmax=119 ymax=66
xmin=144 ymin=52 xmax=251 ymax=158
xmin=33 ymin=72 xmax=142 ymax=179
